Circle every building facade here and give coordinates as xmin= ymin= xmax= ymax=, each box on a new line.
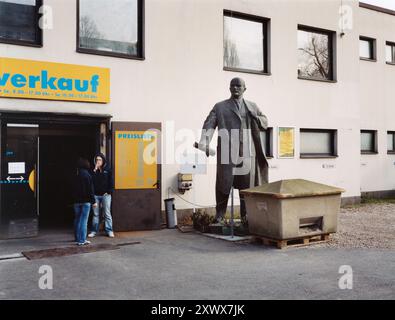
xmin=0 ymin=0 xmax=394 ymax=238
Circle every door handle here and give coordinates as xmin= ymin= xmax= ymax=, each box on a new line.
xmin=153 ymin=180 xmax=160 ymax=189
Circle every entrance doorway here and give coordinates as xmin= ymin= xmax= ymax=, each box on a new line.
xmin=0 ymin=112 xmax=163 ymax=239
xmin=0 ymin=112 xmax=110 ymax=239
xmin=38 ymin=123 xmax=97 ymax=229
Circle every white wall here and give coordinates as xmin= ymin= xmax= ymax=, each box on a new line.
xmin=0 ymin=0 xmax=394 ymax=210
xmin=358 ymin=5 xmax=395 ymax=193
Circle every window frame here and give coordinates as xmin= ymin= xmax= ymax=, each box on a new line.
xmin=359 ymin=36 xmax=377 ymax=62
xmin=76 ymin=0 xmax=145 ymax=60
xmin=223 ymin=10 xmax=270 ymax=76
xmin=361 ymin=130 xmax=378 ymax=155
xmin=297 ymin=24 xmax=337 ymax=83
xmin=299 ymin=129 xmax=338 ymax=159
xmin=263 ymin=127 xmax=274 ymax=158
xmin=387 ymin=131 xmax=395 ymax=154
xmin=0 ymin=0 xmax=43 ymax=47
xmin=386 ymin=41 xmax=395 ymax=65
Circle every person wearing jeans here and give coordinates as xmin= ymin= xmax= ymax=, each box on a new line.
xmin=91 ymin=194 xmax=113 ymax=236
xmin=74 ymin=203 xmax=91 ymax=245
xmin=73 ymin=158 xmax=97 ymax=246
xmin=89 ymin=153 xmax=114 ymax=238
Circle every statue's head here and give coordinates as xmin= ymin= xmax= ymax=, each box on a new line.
xmin=229 ymin=78 xmax=246 ymax=99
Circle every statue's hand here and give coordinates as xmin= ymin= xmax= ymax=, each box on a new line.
xmin=194 ymin=142 xmax=216 ymax=157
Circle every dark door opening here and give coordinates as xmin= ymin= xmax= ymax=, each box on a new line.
xmin=38 ymin=123 xmax=99 ymax=229
xmin=0 ymin=112 xmax=110 ymax=239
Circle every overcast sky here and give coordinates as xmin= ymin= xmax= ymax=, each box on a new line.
xmin=361 ymin=0 xmax=395 ymax=10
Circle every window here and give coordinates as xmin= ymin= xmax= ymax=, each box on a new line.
xmin=359 ymin=36 xmax=376 ymax=61
xmin=297 ymin=25 xmax=336 ymax=81
xmin=361 ymin=130 xmax=377 ymax=154
xmin=386 ymin=42 xmax=395 ymax=64
xmin=0 ymin=0 xmax=42 ymax=46
xmin=77 ymin=0 xmax=144 ymax=59
xmin=388 ymin=131 xmax=395 ymax=153
xmin=223 ymin=10 xmax=270 ymax=74
xmin=300 ymin=129 xmax=337 ymax=158
xmin=262 ymin=127 xmax=273 ymax=158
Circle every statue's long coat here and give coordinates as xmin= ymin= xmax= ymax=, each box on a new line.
xmin=200 ymin=98 xmax=269 ymax=195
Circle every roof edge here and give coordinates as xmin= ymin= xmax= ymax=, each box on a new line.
xmin=359 ymin=2 xmax=395 ymax=16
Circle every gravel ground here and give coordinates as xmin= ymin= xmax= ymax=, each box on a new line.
xmin=315 ymin=201 xmax=395 ymax=249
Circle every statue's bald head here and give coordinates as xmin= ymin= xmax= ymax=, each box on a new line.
xmin=230 ymin=78 xmax=246 ymax=88
xmin=229 ymin=77 xmax=246 ymax=99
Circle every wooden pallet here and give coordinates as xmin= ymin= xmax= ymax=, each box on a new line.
xmin=251 ymin=233 xmax=331 ymax=249
xmin=177 ymin=225 xmax=195 ymax=233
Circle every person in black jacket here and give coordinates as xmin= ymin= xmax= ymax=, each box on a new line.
xmin=88 ymin=153 xmax=115 ymax=238
xmin=73 ymin=158 xmax=97 ymax=246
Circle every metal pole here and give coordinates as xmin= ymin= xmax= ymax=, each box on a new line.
xmin=192 ymin=174 xmax=196 ymax=214
xmin=230 ymin=186 xmax=234 ymax=238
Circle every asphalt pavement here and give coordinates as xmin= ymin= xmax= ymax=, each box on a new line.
xmin=0 ymin=229 xmax=394 ymax=299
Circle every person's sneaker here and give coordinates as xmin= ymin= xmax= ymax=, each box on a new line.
xmin=83 ymin=240 xmax=91 ymax=245
xmin=77 ymin=242 xmax=84 ymax=246
xmin=88 ymin=232 xmax=96 ymax=238
xmin=107 ymin=232 xmax=115 ymax=238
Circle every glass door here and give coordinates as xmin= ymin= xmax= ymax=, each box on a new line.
xmin=0 ymin=123 xmax=39 ymax=239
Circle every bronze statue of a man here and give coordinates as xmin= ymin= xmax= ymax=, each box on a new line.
xmin=197 ymin=78 xmax=269 ymax=225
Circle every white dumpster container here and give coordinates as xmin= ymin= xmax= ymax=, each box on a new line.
xmin=240 ymin=179 xmax=345 ymax=240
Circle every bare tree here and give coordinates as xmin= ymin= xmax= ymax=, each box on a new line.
xmin=79 ymin=15 xmax=102 ymax=47
xmin=298 ymin=34 xmax=330 ymax=79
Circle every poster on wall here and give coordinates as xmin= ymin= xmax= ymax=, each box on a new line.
xmin=114 ymin=130 xmax=158 ymax=190
xmin=278 ymin=127 xmax=295 ymax=158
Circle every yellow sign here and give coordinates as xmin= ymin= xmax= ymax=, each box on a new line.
xmin=278 ymin=127 xmax=295 ymax=158
xmin=115 ymin=131 xmax=158 ymax=190
xmin=0 ymin=57 xmax=110 ymax=103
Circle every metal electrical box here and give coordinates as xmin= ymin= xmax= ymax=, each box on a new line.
xmin=178 ymin=173 xmax=193 ymax=194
